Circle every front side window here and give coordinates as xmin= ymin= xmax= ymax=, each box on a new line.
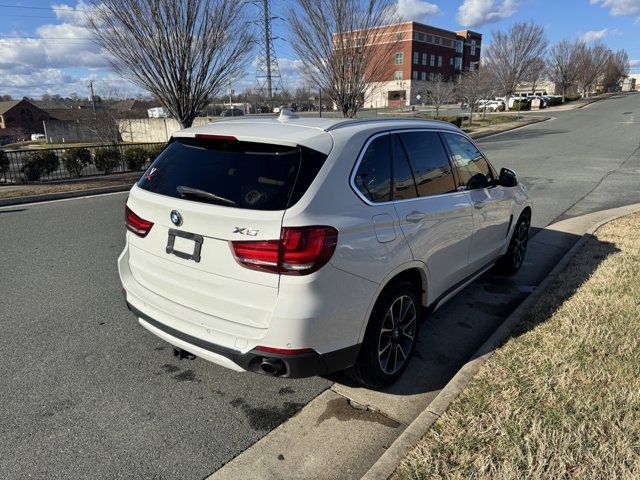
xmin=441 ymin=133 xmax=493 ymax=190
xmin=354 ymin=135 xmax=391 ymax=203
xmin=398 ymin=131 xmax=456 ymax=197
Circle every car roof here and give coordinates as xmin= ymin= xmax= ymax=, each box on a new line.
xmin=173 ymin=114 xmax=461 ymax=155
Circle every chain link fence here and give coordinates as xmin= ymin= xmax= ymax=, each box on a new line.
xmin=0 ymin=143 xmax=165 ymax=184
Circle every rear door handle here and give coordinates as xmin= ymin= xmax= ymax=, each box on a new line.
xmin=406 ymin=212 xmax=425 ymax=223
xmin=473 ymin=202 xmax=485 ymax=210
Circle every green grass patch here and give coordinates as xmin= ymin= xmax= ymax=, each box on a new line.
xmin=396 ymin=213 xmax=640 ymax=480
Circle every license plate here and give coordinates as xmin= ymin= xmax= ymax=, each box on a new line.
xmin=166 ymin=229 xmax=204 ymax=263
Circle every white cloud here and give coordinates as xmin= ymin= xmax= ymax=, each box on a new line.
xmin=590 ymin=0 xmax=640 ymax=16
xmin=396 ymin=0 xmax=440 ymax=22
xmin=579 ymin=28 xmax=621 ymax=43
xmin=0 ymin=2 xmax=117 ymax=97
xmin=457 ymin=0 xmax=518 ymax=27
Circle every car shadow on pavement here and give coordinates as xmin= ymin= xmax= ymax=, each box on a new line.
xmin=324 ymin=229 xmax=620 ymax=423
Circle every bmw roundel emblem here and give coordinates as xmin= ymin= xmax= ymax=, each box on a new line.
xmin=170 ymin=210 xmax=182 ymax=226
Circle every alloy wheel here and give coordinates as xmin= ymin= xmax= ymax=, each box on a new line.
xmin=512 ymin=218 xmax=530 ymax=269
xmin=377 ymin=295 xmax=417 ymax=375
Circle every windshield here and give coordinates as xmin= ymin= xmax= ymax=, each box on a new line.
xmin=138 ymin=137 xmax=327 ymax=211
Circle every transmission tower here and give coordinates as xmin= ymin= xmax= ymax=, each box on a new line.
xmin=253 ymin=0 xmax=284 ymax=105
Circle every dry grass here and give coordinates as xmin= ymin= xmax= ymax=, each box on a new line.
xmin=0 ymin=176 xmax=136 ymax=199
xmin=396 ymin=213 xmax=640 ymax=480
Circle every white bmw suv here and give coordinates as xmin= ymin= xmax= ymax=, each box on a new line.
xmin=119 ymin=114 xmax=531 ymax=389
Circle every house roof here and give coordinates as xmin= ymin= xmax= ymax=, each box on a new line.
xmin=0 ymin=100 xmax=22 ymax=115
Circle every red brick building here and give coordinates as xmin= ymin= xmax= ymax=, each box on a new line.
xmin=363 ymin=22 xmax=482 ymax=107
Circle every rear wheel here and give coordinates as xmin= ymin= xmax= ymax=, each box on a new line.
xmin=347 ymin=281 xmax=420 ymax=389
xmin=496 ymin=211 xmax=530 ymax=275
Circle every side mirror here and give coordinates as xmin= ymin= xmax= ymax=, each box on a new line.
xmin=499 ymin=168 xmax=518 ymax=187
xmin=467 ymin=172 xmax=489 ymax=190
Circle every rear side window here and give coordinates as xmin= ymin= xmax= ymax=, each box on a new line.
xmin=138 ymin=137 xmax=326 ymax=210
xmin=354 ymin=135 xmax=391 ymax=203
xmin=441 ymin=133 xmax=493 ymax=190
xmin=391 ymin=134 xmax=418 ymax=200
xmin=399 ymin=131 xmax=456 ymax=196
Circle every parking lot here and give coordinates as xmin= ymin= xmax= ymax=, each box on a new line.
xmin=1 ymin=93 xmax=639 ymax=479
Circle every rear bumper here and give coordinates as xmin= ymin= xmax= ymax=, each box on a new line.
xmin=126 ymin=301 xmax=360 ymax=378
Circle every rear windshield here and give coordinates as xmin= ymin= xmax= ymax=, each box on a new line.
xmin=138 ymin=137 xmax=327 ymax=210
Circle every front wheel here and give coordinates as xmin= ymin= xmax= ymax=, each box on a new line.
xmin=346 ymin=281 xmax=420 ymax=389
xmin=496 ymin=211 xmax=530 ymax=275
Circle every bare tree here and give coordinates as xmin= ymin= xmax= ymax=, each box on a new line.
xmin=457 ymin=68 xmax=494 ymax=125
xmin=547 ymin=39 xmax=585 ymax=101
xmin=87 ymin=0 xmax=253 ymax=128
xmin=288 ymin=0 xmax=396 ymax=118
xmin=576 ymin=42 xmax=610 ymax=98
xmin=602 ymin=49 xmax=630 ymax=92
xmin=527 ymin=55 xmax=547 ymax=94
xmin=420 ymin=74 xmax=455 ymax=118
xmin=484 ymin=21 xmax=548 ymax=109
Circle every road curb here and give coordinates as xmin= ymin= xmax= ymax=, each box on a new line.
xmin=0 ymin=184 xmax=132 ymax=207
xmin=361 ymin=204 xmax=640 ymax=480
xmin=470 ymin=116 xmax=550 ymax=140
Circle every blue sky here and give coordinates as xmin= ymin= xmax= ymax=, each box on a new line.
xmin=0 ymin=0 xmax=639 ymax=99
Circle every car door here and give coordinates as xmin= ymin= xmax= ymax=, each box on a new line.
xmin=441 ymin=132 xmax=513 ymax=272
xmin=390 ymin=131 xmax=474 ymax=301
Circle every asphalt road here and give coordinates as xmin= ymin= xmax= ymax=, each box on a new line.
xmin=1 ymin=93 xmax=638 ymax=479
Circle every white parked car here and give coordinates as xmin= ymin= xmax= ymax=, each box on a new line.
xmin=119 ymin=115 xmax=532 ymax=388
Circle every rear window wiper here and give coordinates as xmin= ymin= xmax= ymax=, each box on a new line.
xmin=176 ymin=185 xmax=236 ymax=206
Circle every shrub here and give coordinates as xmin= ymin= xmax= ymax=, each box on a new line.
xmin=511 ymin=99 xmax=531 ymax=111
xmin=93 ymin=147 xmax=121 ymax=174
xmin=0 ymin=150 xmax=8 ymax=178
xmin=21 ymin=150 xmax=59 ymax=181
xmin=124 ymin=147 xmax=149 ymax=171
xmin=62 ymin=148 xmax=91 ymax=177
xmin=564 ymin=93 xmax=581 ymax=102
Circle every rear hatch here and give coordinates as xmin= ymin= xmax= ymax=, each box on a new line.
xmin=125 ymin=135 xmax=327 ymax=332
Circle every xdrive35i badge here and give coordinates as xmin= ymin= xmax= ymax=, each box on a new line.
xmin=170 ymin=210 xmax=182 ymax=226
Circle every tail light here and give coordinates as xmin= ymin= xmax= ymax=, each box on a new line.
xmin=125 ymin=205 xmax=154 ymax=238
xmin=230 ymin=226 xmax=338 ymax=275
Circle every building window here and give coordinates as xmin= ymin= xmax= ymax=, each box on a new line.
xmin=438 ymin=56 xmax=442 ymax=67
xmin=455 ymin=57 xmax=462 ymax=70
xmin=430 ymin=54 xmax=435 ymax=67
xmin=456 ymin=40 xmax=463 ymax=53
xmin=413 ymin=51 xmax=418 ymax=64
xmin=395 ymin=52 xmax=403 ymax=65
xmin=471 ymin=39 xmax=476 ymax=56
xmin=421 ymin=71 xmax=426 ymax=81
xmin=394 ymin=71 xmax=403 ymax=80
xmin=412 ymin=70 xmax=418 ymax=80
xmin=396 ymin=32 xmax=404 ymax=41
xmin=422 ymin=52 xmax=427 ymax=65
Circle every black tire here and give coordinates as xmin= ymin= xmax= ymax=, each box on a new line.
xmin=496 ymin=211 xmax=531 ymax=275
xmin=346 ymin=280 xmax=421 ymax=389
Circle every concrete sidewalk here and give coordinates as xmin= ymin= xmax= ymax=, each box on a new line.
xmin=209 ymin=203 xmax=640 ymax=480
